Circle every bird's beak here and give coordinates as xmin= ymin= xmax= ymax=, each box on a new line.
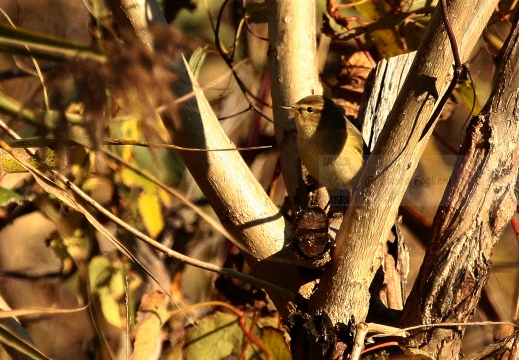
xmin=279 ymin=105 xmax=295 ymax=111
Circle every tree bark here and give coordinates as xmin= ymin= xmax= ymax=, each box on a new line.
xmin=267 ymin=0 xmax=322 ymax=209
xmin=105 ymin=0 xmax=308 ymax=318
xmin=105 ymin=0 xmax=166 ymax=47
xmin=163 ymin=49 xmax=305 ymax=319
xmin=309 ymin=0 xmax=497 ymax=327
xmin=400 ymin=12 xmax=519 ymax=358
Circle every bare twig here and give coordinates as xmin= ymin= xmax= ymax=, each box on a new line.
xmin=0 ymin=138 xmax=296 ymax=300
xmin=350 ymin=322 xmax=369 ymax=360
xmin=421 ymin=0 xmax=463 ymax=138
xmin=210 ymin=0 xmax=272 ymax=122
xmin=0 ymin=118 xmax=295 ymax=301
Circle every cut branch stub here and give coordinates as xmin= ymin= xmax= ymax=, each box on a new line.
xmin=290 ymin=206 xmax=333 ymax=269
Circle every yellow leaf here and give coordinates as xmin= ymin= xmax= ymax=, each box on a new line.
xmin=89 ymin=255 xmax=112 ymax=289
xmin=98 ymin=286 xmax=123 ymax=329
xmin=138 ymin=191 xmax=164 ymax=238
xmin=131 ymin=291 xmax=170 ymax=360
xmin=260 ymin=328 xmax=291 ymax=360
xmin=158 ymin=187 xmax=171 ymax=206
xmin=457 ymin=78 xmax=481 ymax=116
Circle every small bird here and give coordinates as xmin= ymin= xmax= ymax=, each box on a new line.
xmin=282 ymin=95 xmax=366 ymax=190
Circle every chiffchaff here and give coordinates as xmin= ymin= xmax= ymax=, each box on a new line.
xmin=282 ymin=95 xmax=366 ymax=190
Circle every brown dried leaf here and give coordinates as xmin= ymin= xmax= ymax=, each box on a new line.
xmin=131 ymin=291 xmax=169 ymax=360
xmin=333 ymin=51 xmax=375 ymax=117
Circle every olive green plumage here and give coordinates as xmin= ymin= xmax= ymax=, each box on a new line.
xmin=284 ymin=95 xmax=365 ymax=190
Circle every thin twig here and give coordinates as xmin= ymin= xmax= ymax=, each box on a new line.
xmin=0 ymin=9 xmax=49 ymax=108
xmin=5 ymin=136 xmax=271 ymax=152
xmin=211 ymin=0 xmax=272 ymax=120
xmin=421 ymin=0 xmax=463 ymax=139
xmin=440 ymin=0 xmax=461 ymax=69
xmin=242 ymin=0 xmax=268 ymax=41
xmin=370 ymin=321 xmax=519 ymax=338
xmin=0 ymin=125 xmax=295 ymax=301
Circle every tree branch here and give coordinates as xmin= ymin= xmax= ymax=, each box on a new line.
xmin=309 ymin=0 xmax=498 ymax=325
xmin=162 ymin=56 xmax=307 ymax=316
xmin=267 ymin=0 xmax=322 ymax=208
xmin=105 ymin=0 xmax=167 ymax=47
xmin=106 ymin=0 xmax=307 ymax=317
xmin=401 ymin=11 xmax=519 ymax=358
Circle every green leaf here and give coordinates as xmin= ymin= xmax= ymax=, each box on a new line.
xmin=188 ymin=46 xmax=209 ymax=79
xmin=457 ymin=78 xmax=481 ymax=116
xmin=0 ymin=187 xmax=23 ymax=206
xmin=109 ymin=268 xmax=127 ymax=300
xmin=184 ymin=311 xmax=276 ymax=360
xmin=88 ymin=255 xmax=113 ymax=289
xmin=184 ymin=312 xmax=242 ymax=360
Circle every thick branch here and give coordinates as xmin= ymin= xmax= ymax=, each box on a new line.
xmin=267 ymin=0 xmax=322 ymax=208
xmin=105 ymin=0 xmax=166 ymax=47
xmin=108 ymin=0 xmax=306 ymax=317
xmin=166 ymin=60 xmax=290 ymax=261
xmin=309 ymin=0 xmax=498 ymax=324
xmin=401 ymin=12 xmax=519 ymax=358
xmin=162 ymin=58 xmax=308 ymax=316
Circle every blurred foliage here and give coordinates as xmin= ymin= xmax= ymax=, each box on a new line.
xmin=0 ymin=0 xmax=517 ymax=359
xmin=184 ymin=310 xmax=289 ymax=360
xmin=89 ymin=256 xmax=142 ymax=329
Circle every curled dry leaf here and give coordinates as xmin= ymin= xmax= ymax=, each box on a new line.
xmin=332 ymin=51 xmax=375 ymax=118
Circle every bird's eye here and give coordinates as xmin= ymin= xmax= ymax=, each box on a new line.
xmin=305 ymin=106 xmax=315 ymax=113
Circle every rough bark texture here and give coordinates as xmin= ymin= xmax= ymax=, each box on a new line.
xmin=400 ymin=13 xmax=519 ymax=359
xmin=466 ymin=330 xmax=519 ymax=359
xmin=358 ymin=52 xmax=416 ymax=152
xmin=309 ymin=0 xmax=498 ymax=328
